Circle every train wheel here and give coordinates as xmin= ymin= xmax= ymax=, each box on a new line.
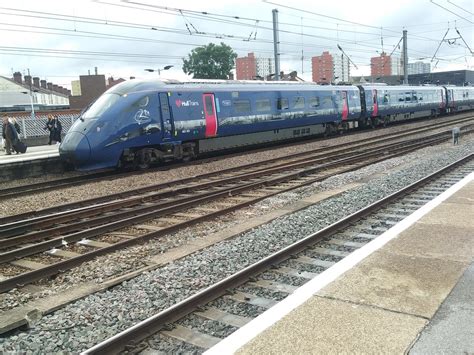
xmin=182 ymin=143 xmax=197 ymax=162
xmin=136 ymin=149 xmax=152 ymax=170
xmin=324 ymin=124 xmax=333 ymax=137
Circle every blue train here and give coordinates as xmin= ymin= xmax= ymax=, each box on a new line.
xmin=59 ymin=79 xmax=474 ymax=170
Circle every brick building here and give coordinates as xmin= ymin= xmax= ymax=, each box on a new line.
xmin=69 ymin=74 xmax=106 ymax=110
xmin=236 ymin=53 xmax=256 ymax=80
xmin=311 ymin=51 xmax=350 ymax=84
xmin=370 ymin=52 xmax=401 ymax=77
xmin=312 ymin=51 xmax=334 ymax=84
xmin=236 ymin=52 xmax=274 ymax=80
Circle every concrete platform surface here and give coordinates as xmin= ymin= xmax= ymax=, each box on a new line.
xmin=207 ymin=176 xmax=473 ymax=354
xmin=0 ymin=144 xmax=59 ymax=165
xmin=409 ymin=262 xmax=474 ymax=354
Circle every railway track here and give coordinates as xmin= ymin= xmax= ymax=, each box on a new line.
xmin=0 ymin=125 xmax=469 ymax=293
xmin=2 ymin=115 xmax=474 ymax=226
xmin=83 ymin=153 xmax=474 ymax=354
xmin=0 ymin=113 xmax=472 ymax=201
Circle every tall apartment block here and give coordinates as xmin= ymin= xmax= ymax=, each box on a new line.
xmin=311 ymin=51 xmax=350 ymax=84
xmin=236 ymin=52 xmax=274 ymax=80
xmin=370 ymin=52 xmax=401 ymax=77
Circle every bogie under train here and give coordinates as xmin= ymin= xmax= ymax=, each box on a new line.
xmin=59 ymin=80 xmax=474 ymax=170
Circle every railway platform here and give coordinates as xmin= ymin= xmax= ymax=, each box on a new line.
xmin=0 ymin=144 xmax=58 ymax=164
xmin=207 ymin=175 xmax=474 ymax=354
xmin=0 ymin=144 xmax=61 ymax=180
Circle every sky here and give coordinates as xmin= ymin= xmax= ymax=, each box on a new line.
xmin=0 ymin=0 xmax=472 ymax=89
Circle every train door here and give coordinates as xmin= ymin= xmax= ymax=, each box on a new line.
xmin=448 ymin=89 xmax=455 ymax=108
xmin=203 ymin=93 xmax=218 ymax=137
xmin=440 ymin=89 xmax=446 ymax=109
xmin=341 ymin=91 xmax=349 ymax=120
xmin=158 ymin=92 xmax=173 ymax=140
xmin=372 ymin=89 xmax=378 ymax=117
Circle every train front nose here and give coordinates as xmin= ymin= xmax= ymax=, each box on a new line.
xmin=59 ymin=131 xmax=91 ymax=167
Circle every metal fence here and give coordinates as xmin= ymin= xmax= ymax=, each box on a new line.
xmin=0 ymin=113 xmax=79 ymax=138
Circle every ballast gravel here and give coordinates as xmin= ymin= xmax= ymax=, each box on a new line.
xmin=0 ymin=138 xmax=473 ymax=353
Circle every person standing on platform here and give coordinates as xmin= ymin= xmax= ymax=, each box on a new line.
xmin=8 ymin=117 xmax=21 ymax=154
xmin=45 ymin=114 xmax=55 ymax=145
xmin=9 ymin=117 xmax=21 ymax=135
xmin=2 ymin=115 xmax=16 ymax=155
xmin=53 ymin=115 xmax=62 ymax=145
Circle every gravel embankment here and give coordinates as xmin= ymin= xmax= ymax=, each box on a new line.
xmin=0 ymin=135 xmax=472 ymax=353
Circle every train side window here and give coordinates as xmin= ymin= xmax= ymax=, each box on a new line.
xmin=277 ymin=98 xmax=289 ymax=110
xmin=256 ymin=99 xmax=271 ymax=112
xmin=322 ymin=97 xmax=333 ymax=107
xmin=405 ymin=93 xmax=411 ymax=102
xmin=292 ymin=96 xmax=305 ymax=109
xmin=398 ymin=93 xmax=404 ymax=102
xmin=161 ymin=97 xmax=170 ymax=113
xmin=383 ymin=94 xmax=389 ymax=103
xmin=309 ymin=97 xmax=320 ymax=108
xmin=233 ymin=100 xmax=251 ymax=113
xmin=134 ymin=96 xmax=149 ymax=108
xmin=205 ymin=96 xmax=214 ymax=115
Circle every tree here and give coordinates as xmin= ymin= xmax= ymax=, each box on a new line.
xmin=182 ymin=42 xmax=237 ymax=79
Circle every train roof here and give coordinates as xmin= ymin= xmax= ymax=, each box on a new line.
xmin=106 ymin=79 xmax=474 ymax=96
xmin=106 ymin=79 xmax=359 ymax=95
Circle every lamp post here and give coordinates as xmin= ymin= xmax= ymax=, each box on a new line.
xmin=21 ymin=90 xmax=38 ymax=119
xmin=144 ymin=65 xmax=173 ymax=76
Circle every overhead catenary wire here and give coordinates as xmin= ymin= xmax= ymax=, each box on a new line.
xmin=0 ymin=7 xmax=450 ymax=60
xmin=430 ymin=0 xmax=474 ymax=24
xmin=0 ymin=2 xmax=470 ymax=76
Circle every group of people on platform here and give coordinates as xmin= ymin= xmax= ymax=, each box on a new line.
xmin=44 ymin=114 xmax=63 ymax=145
xmin=1 ymin=114 xmax=62 ymax=155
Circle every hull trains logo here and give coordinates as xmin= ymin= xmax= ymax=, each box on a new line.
xmin=175 ymin=99 xmax=199 ymax=108
xmin=134 ymin=109 xmax=151 ymax=124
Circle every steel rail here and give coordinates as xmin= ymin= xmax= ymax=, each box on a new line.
xmin=0 ymin=134 xmax=451 ymax=293
xmin=0 ymin=133 xmax=446 ymax=248
xmin=83 ymin=153 xmax=473 ymax=354
xmin=0 ymin=131 xmax=449 ymax=237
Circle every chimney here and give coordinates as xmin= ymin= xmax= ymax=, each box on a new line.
xmin=33 ymin=77 xmax=40 ymax=88
xmin=47 ymin=82 xmax=53 ymax=91
xmin=52 ymin=84 xmax=59 ymax=93
xmin=108 ymin=77 xmax=114 ymax=86
xmin=13 ymin=72 xmax=22 ymax=84
xmin=95 ymin=67 xmax=98 ymax=75
xmin=24 ymin=75 xmax=32 ymax=87
xmin=40 ymin=79 xmax=47 ymax=89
